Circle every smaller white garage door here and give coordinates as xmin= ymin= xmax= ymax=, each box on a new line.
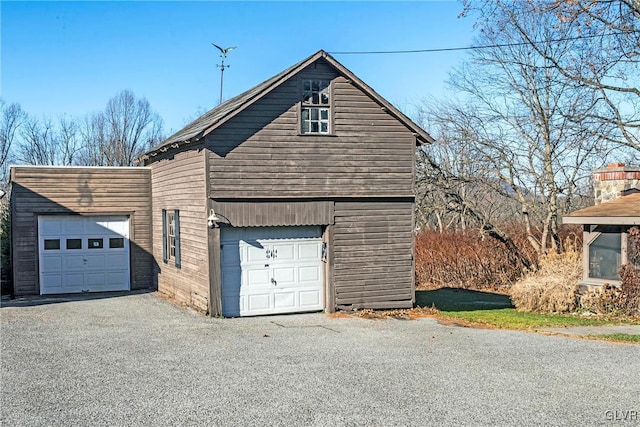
xmin=38 ymin=216 xmax=130 ymax=295
xmin=221 ymin=226 xmax=325 ymax=317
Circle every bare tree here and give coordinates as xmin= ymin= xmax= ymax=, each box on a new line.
xmin=2 ymin=91 xmax=163 ymax=170
xmin=77 ymin=90 xmax=164 ymax=166
xmin=57 ymin=116 xmax=81 ymax=166
xmin=421 ymin=4 xmax=608 ymax=256
xmin=16 ymin=114 xmax=82 ymax=166
xmin=0 ymin=100 xmax=26 ymax=183
xmin=415 ymin=137 xmax=533 ymax=269
xmin=18 ymin=116 xmax=58 ymax=166
xmin=78 ymin=113 xmax=108 ymax=166
xmin=415 ymin=107 xmax=520 ymax=233
xmin=462 ymin=0 xmax=640 ymax=153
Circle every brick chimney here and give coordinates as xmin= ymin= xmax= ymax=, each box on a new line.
xmin=593 ymin=163 xmax=640 ymax=205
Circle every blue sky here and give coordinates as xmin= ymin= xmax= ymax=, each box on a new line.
xmin=1 ymin=1 xmax=475 ymax=134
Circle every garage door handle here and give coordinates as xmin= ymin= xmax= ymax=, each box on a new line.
xmin=271 ymin=278 xmax=277 ymax=286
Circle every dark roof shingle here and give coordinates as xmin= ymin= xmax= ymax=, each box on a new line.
xmin=563 ymin=193 xmax=640 ymax=225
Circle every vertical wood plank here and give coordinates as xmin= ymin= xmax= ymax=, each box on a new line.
xmin=208 ymin=220 xmax=222 ymax=317
xmin=325 ymin=224 xmax=336 ymax=313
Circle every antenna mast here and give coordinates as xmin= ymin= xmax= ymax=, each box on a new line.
xmin=212 ymin=44 xmax=237 ymax=105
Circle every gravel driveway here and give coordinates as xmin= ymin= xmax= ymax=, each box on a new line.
xmin=1 ymin=292 xmax=638 ymax=426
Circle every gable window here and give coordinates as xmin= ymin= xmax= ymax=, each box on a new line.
xmin=162 ymin=209 xmax=181 ymax=268
xmin=301 ymin=79 xmax=330 ymax=134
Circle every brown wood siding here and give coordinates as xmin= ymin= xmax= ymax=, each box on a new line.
xmin=10 ymin=166 xmax=152 ymax=295
xmin=212 ymin=200 xmax=334 ymax=227
xmin=150 ymin=147 xmax=209 ymax=313
xmin=331 ymin=200 xmax=414 ymax=309
xmin=206 ymin=61 xmax=416 ymax=199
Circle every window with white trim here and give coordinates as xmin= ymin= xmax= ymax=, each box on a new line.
xmin=301 ymin=79 xmax=330 ymax=134
xmin=162 ymin=209 xmax=181 ymax=268
xmin=588 ymin=227 xmax=623 ymax=281
xmin=168 ymin=212 xmax=176 ymax=258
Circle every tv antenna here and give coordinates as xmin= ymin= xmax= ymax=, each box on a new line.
xmin=212 ymin=43 xmax=237 ymax=105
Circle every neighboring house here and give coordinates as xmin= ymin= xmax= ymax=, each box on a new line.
xmin=563 ymin=164 xmax=640 ymax=288
xmin=10 ymin=50 xmax=433 ymax=317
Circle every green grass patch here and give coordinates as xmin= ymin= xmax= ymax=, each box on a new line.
xmin=437 ymin=308 xmax=623 ymax=329
xmin=588 ymin=334 xmax=640 ymax=343
xmin=415 ymin=288 xmax=638 ymax=330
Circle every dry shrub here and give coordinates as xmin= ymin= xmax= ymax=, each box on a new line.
xmin=414 ymin=224 xmax=583 ymax=292
xmin=614 ymin=265 xmax=640 ymax=316
xmin=580 ymin=227 xmax=640 ymax=317
xmin=580 ymin=284 xmax=622 ymax=315
xmin=510 ymin=248 xmax=582 ymax=313
xmin=620 ymin=227 xmax=640 ymax=316
xmin=618 ymin=265 xmax=640 ymax=316
xmin=415 ymin=230 xmax=527 ymax=291
xmin=579 ymin=268 xmax=640 ymax=316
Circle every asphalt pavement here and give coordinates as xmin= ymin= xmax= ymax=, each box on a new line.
xmin=1 ymin=293 xmax=639 ymax=426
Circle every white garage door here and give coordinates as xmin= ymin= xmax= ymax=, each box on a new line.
xmin=38 ymin=216 xmax=130 ymax=295
xmin=221 ymin=226 xmax=325 ymax=317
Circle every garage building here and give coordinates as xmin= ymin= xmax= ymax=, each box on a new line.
xmin=10 ymin=166 xmax=153 ymax=295
xmin=10 ymin=50 xmax=433 ymax=316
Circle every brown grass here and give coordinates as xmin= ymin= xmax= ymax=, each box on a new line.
xmin=330 ymin=307 xmax=439 ymax=320
xmin=510 ymin=248 xmax=582 ymax=313
xmin=415 ymin=225 xmax=583 ymax=293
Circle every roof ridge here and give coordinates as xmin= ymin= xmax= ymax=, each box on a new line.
xmin=138 ymin=49 xmax=432 ymax=163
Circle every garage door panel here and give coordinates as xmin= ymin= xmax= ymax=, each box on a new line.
xmin=86 ymin=219 xmax=108 ymax=234
xmin=42 ymin=256 xmax=63 ymax=271
xmin=86 ymin=272 xmax=106 ymax=286
xmin=246 ymin=244 xmax=266 ymax=263
xmin=274 ymin=291 xmax=295 ymax=308
xmin=106 ymin=253 xmax=127 ymax=267
xmin=298 ymin=266 xmax=320 ymax=282
xmin=104 ymin=218 xmax=129 ymax=235
xmin=63 ymin=220 xmax=84 ymax=234
xmin=221 ymin=226 xmax=324 ymax=317
xmin=85 ymin=255 xmax=105 ymax=268
xmin=41 ymin=275 xmax=63 ymax=289
xmin=64 ymin=255 xmax=84 ymax=269
xmin=246 ymin=268 xmax=270 ymax=287
xmin=64 ymin=273 xmax=84 ymax=287
xmin=298 ymin=243 xmax=320 ymax=259
xmin=273 ymin=244 xmax=294 ymax=261
xmin=273 ymin=266 xmax=295 ymax=284
xmin=247 ymin=293 xmax=271 ymax=311
xmin=38 ymin=216 xmax=130 ymax=295
xmin=40 ymin=219 xmax=63 ymax=235
xmin=299 ymin=290 xmax=321 ymax=307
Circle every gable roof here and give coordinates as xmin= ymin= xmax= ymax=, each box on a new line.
xmin=138 ymin=50 xmax=433 ymax=162
xmin=562 ymin=193 xmax=640 ymax=225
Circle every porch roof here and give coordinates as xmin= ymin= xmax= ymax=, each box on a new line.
xmin=562 ymin=193 xmax=640 ymax=225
